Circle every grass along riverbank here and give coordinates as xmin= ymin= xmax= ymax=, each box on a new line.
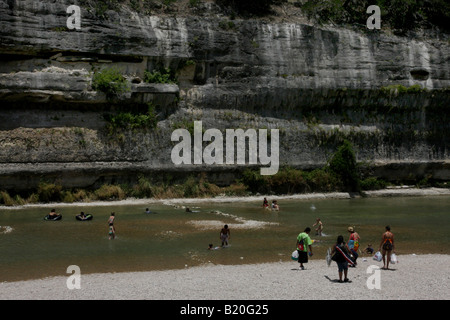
xmin=1 ymin=172 xmax=449 ymax=207
xmin=1 ymin=186 xmax=449 ymax=210
xmin=1 ymin=141 xmax=449 ymax=206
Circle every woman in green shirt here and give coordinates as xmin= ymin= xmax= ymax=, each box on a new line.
xmin=296 ymin=227 xmax=313 ymax=270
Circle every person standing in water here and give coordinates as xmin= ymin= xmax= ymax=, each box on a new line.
xmin=263 ymin=197 xmax=269 ymax=209
xmin=108 ymin=212 xmax=115 ymax=240
xmin=313 ymin=218 xmax=323 ymax=236
xmin=108 ymin=212 xmax=115 ymax=225
xmin=220 ymin=225 xmax=230 ymax=247
xmin=108 ymin=224 xmax=115 ymax=240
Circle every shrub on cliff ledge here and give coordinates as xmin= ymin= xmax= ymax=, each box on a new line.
xmin=92 ymin=67 xmax=130 ymax=99
xmin=104 ymin=103 xmax=158 ymax=131
xmin=144 ymin=68 xmax=177 ymax=84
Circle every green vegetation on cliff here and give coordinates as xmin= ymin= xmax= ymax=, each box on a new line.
xmin=298 ymin=0 xmax=450 ymax=33
xmin=144 ymin=68 xmax=177 ymax=84
xmin=104 ymin=103 xmax=158 ymax=131
xmin=78 ymin=0 xmax=450 ymax=33
xmin=92 ymin=67 xmax=130 ymax=98
xmin=215 ymin=0 xmax=276 ymax=15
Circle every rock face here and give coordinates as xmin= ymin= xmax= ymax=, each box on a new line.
xmin=0 ymin=0 xmax=449 ymax=191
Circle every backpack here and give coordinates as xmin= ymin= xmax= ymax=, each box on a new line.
xmin=297 ymin=236 xmax=305 ymax=251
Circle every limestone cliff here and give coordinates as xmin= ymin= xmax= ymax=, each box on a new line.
xmin=0 ymin=0 xmax=449 ymax=191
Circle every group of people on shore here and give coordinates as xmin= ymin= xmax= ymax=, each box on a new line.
xmin=296 ymin=224 xmax=396 ymax=282
xmin=260 ymin=198 xmax=396 ymax=280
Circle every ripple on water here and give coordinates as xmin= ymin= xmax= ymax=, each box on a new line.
xmin=0 ymin=226 xmax=14 ymax=234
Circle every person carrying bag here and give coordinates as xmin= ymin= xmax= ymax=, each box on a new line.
xmin=331 ymin=235 xmax=355 ymax=283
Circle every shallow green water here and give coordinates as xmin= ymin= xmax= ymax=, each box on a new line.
xmin=0 ymin=196 xmax=449 ymax=282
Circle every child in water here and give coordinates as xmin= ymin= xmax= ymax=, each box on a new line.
xmin=220 ymin=225 xmax=230 ymax=247
xmin=263 ymin=197 xmax=269 ymax=208
xmin=271 ymin=200 xmax=279 ymax=211
xmin=108 ymin=224 xmax=115 ymax=240
xmin=108 ymin=212 xmax=115 ymax=240
xmin=313 ymin=218 xmax=323 ymax=236
xmin=108 ymin=212 xmax=115 ymax=225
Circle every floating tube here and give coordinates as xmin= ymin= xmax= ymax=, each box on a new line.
xmin=76 ymin=214 xmax=93 ymax=221
xmin=44 ymin=214 xmax=62 ymax=221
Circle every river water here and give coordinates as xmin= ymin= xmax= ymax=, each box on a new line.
xmin=0 ymin=196 xmax=449 ymax=282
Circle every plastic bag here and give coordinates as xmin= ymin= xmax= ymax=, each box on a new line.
xmin=291 ymin=250 xmax=299 ymax=261
xmin=326 ymin=248 xmax=332 ymax=267
xmin=390 ymin=253 xmax=398 ymax=264
xmin=373 ymin=251 xmax=382 ymax=262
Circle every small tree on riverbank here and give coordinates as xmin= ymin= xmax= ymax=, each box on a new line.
xmin=328 ymin=139 xmax=360 ymax=192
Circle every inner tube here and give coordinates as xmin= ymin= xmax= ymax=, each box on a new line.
xmin=76 ymin=214 xmax=93 ymax=221
xmin=44 ymin=214 xmax=62 ymax=221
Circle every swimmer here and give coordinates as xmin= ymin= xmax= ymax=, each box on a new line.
xmin=263 ymin=197 xmax=269 ymax=208
xmin=49 ymin=209 xmax=59 ymax=218
xmin=271 ymin=200 xmax=279 ymax=211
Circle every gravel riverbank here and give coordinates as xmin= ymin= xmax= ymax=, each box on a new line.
xmin=1 ymin=254 xmax=448 ymax=300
